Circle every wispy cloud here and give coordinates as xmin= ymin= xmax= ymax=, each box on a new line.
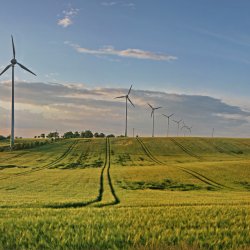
xmin=102 ymin=1 xmax=135 ymax=8
xmin=65 ymin=42 xmax=177 ymax=61
xmin=101 ymin=1 xmax=118 ymax=6
xmin=58 ymin=7 xmax=79 ymax=28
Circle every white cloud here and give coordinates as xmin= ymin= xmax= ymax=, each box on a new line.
xmin=58 ymin=17 xmax=72 ymax=28
xmin=101 ymin=1 xmax=135 ymax=8
xmin=65 ymin=42 xmax=177 ymax=61
xmin=101 ymin=1 xmax=118 ymax=6
xmin=58 ymin=7 xmax=79 ymax=28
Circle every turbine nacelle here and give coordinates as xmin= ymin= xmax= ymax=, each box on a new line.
xmin=11 ymin=59 xmax=17 ymax=65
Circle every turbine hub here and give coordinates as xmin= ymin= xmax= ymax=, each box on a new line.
xmin=11 ymin=59 xmax=17 ymax=65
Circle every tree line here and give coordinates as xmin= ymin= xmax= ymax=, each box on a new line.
xmin=34 ymin=130 xmax=115 ymax=139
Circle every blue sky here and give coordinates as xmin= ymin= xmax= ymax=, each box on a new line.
xmin=1 ymin=0 xmax=250 ymax=137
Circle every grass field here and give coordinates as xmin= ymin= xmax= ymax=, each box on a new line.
xmin=0 ymin=137 xmax=250 ymax=249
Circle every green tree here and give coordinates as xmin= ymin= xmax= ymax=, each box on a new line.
xmin=74 ymin=131 xmax=80 ymax=138
xmin=63 ymin=131 xmax=74 ymax=139
xmin=83 ymin=130 xmax=93 ymax=138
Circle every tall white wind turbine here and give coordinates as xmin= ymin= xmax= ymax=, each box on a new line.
xmin=173 ymin=119 xmax=182 ymax=137
xmin=148 ymin=103 xmax=161 ymax=137
xmin=115 ymin=85 xmax=135 ymax=137
xmin=0 ymin=35 xmax=36 ymax=149
xmin=162 ymin=113 xmax=174 ymax=137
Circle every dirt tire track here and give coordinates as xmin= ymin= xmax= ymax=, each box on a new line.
xmin=136 ymin=137 xmax=162 ymax=165
xmin=137 ymin=138 xmax=230 ymax=190
xmin=170 ymin=138 xmax=202 ymax=160
xmin=0 ymin=140 xmax=79 ymax=180
xmin=106 ymin=137 xmax=120 ymax=204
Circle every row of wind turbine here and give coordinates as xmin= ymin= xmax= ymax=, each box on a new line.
xmin=115 ymin=85 xmax=194 ymax=137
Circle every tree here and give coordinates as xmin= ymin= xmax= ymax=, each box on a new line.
xmin=0 ymin=135 xmax=6 ymax=140
xmin=94 ymin=132 xmax=99 ymax=138
xmin=107 ymin=134 xmax=115 ymax=138
xmin=99 ymin=133 xmax=105 ymax=138
xmin=63 ymin=131 xmax=74 ymax=139
xmin=40 ymin=133 xmax=45 ymax=138
xmin=84 ymin=130 xmax=93 ymax=138
xmin=74 ymin=131 xmax=80 ymax=138
xmin=47 ymin=132 xmax=59 ymax=139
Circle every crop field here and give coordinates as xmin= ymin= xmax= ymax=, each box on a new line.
xmin=0 ymin=137 xmax=250 ymax=249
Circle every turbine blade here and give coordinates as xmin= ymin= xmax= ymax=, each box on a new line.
xmin=127 ymin=84 xmax=132 ymax=95
xmin=127 ymin=96 xmax=135 ymax=107
xmin=0 ymin=64 xmax=12 ymax=76
xmin=162 ymin=114 xmax=167 ymax=118
xmin=11 ymin=35 xmax=15 ymax=59
xmin=155 ymin=106 xmax=162 ymax=110
xmin=169 ymin=113 xmax=174 ymax=118
xmin=115 ymin=95 xmax=126 ymax=99
xmin=17 ymin=63 xmax=36 ymax=76
xmin=147 ymin=103 xmax=153 ymax=109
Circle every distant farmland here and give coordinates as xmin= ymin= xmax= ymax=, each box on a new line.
xmin=0 ymin=137 xmax=250 ymax=249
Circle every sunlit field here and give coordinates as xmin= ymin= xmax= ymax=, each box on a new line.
xmin=0 ymin=137 xmax=250 ymax=249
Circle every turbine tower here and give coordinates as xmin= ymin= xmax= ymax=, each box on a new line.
xmin=148 ymin=103 xmax=161 ymax=137
xmin=173 ymin=119 xmax=182 ymax=137
xmin=162 ymin=113 xmax=174 ymax=137
xmin=115 ymin=85 xmax=135 ymax=137
xmin=0 ymin=35 xmax=36 ymax=149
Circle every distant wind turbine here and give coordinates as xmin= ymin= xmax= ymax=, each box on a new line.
xmin=148 ymin=103 xmax=162 ymax=137
xmin=212 ymin=128 xmax=214 ymax=138
xmin=162 ymin=113 xmax=174 ymax=137
xmin=187 ymin=126 xmax=192 ymax=135
xmin=173 ymin=119 xmax=182 ymax=137
xmin=115 ymin=85 xmax=135 ymax=137
xmin=0 ymin=35 xmax=36 ymax=149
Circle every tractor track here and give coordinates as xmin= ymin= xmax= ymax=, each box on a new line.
xmin=201 ymin=138 xmax=244 ymax=158
xmin=0 ymin=140 xmax=79 ymax=180
xmin=170 ymin=138 xmax=202 ymax=160
xmin=94 ymin=137 xmax=119 ymax=207
xmin=136 ymin=137 xmax=230 ymax=190
xmin=46 ymin=137 xmax=119 ymax=208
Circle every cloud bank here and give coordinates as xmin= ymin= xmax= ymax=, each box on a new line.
xmin=0 ymin=81 xmax=249 ymax=138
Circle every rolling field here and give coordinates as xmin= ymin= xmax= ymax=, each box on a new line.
xmin=0 ymin=137 xmax=250 ymax=249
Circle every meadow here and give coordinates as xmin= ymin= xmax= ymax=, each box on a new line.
xmin=0 ymin=137 xmax=250 ymax=249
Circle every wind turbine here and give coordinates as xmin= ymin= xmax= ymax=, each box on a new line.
xmin=173 ymin=119 xmax=182 ymax=136
xmin=115 ymin=85 xmax=135 ymax=137
xmin=148 ymin=103 xmax=162 ymax=137
xmin=0 ymin=35 xmax=36 ymax=149
xmin=212 ymin=128 xmax=214 ymax=138
xmin=186 ymin=126 xmax=192 ymax=135
xmin=162 ymin=113 xmax=174 ymax=137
